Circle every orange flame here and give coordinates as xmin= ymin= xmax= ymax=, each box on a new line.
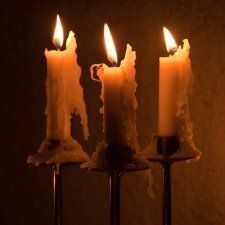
xmin=104 ymin=23 xmax=118 ymax=65
xmin=163 ymin=27 xmax=177 ymax=54
xmin=53 ymin=15 xmax=64 ymax=49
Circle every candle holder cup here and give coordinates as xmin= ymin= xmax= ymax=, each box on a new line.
xmin=148 ymin=136 xmax=199 ymax=225
xmin=157 ymin=136 xmax=179 ymax=157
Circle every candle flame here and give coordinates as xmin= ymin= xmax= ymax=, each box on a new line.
xmin=53 ymin=15 xmax=64 ymax=49
xmin=104 ymin=23 xmax=118 ymax=65
xmin=163 ymin=27 xmax=177 ymax=54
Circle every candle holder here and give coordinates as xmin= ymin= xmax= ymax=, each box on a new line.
xmin=28 ymin=139 xmax=89 ymax=225
xmin=147 ymin=136 xmax=200 ymax=225
xmin=40 ymin=162 xmax=80 ymax=225
xmin=83 ymin=143 xmax=149 ymax=225
xmin=28 ymin=162 xmax=80 ymax=225
xmin=53 ymin=163 xmax=63 ymax=225
xmin=33 ymin=163 xmax=81 ymax=225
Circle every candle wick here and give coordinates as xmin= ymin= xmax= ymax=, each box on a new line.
xmin=169 ymin=47 xmax=178 ymax=56
xmin=111 ymin=62 xmax=117 ymax=67
xmin=53 ymin=39 xmax=62 ymax=51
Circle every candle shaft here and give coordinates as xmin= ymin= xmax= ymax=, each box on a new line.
xmin=158 ymin=57 xmax=180 ymax=136
xmin=104 ymin=67 xmax=124 ymax=144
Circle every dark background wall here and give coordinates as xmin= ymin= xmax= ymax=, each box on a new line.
xmin=1 ymin=0 xmax=225 ymax=224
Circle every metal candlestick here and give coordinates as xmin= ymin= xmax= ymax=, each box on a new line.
xmin=92 ymin=143 xmax=149 ymax=225
xmin=161 ymin=159 xmax=172 ymax=225
xmin=28 ymin=162 xmax=81 ymax=225
xmin=30 ymin=142 xmax=148 ymax=225
xmin=52 ymin=163 xmax=81 ymax=225
xmin=109 ymin=171 xmax=122 ymax=225
xmin=53 ymin=164 xmax=63 ymax=225
xmin=28 ymin=138 xmax=89 ymax=225
xmin=148 ymin=136 xmax=199 ymax=225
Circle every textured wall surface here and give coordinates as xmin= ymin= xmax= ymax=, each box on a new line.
xmin=1 ymin=0 xmax=225 ymax=224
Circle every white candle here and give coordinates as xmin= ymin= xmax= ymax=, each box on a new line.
xmin=45 ymin=15 xmax=64 ymax=140
xmin=27 ymin=15 xmax=89 ymax=165
xmin=158 ymin=27 xmax=192 ymax=137
xmin=45 ymin=15 xmax=88 ymax=141
xmin=90 ymin=24 xmax=138 ymax=149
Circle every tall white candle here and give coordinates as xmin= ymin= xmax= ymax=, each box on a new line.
xmin=90 ymin=24 xmax=138 ymax=149
xmin=45 ymin=15 xmax=88 ymax=141
xmin=27 ymin=15 xmax=89 ymax=165
xmin=158 ymin=27 xmax=192 ymax=137
xmin=45 ymin=15 xmax=64 ymax=140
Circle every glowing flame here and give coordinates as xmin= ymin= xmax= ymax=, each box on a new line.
xmin=53 ymin=15 xmax=64 ymax=49
xmin=163 ymin=27 xmax=177 ymax=54
xmin=104 ymin=23 xmax=118 ymax=65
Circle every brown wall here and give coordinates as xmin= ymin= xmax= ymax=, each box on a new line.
xmin=1 ymin=0 xmax=225 ymax=224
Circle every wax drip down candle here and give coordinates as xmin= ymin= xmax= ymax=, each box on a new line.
xmin=28 ymin=15 xmax=89 ymax=165
xmin=90 ymin=24 xmax=138 ymax=150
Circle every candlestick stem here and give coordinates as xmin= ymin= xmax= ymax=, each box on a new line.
xmin=53 ymin=164 xmax=63 ymax=225
xmin=148 ymin=136 xmax=199 ymax=225
xmin=109 ymin=171 xmax=122 ymax=225
xmin=162 ymin=160 xmax=172 ymax=225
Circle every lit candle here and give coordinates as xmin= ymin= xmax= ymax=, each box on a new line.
xmin=103 ymin=24 xmax=123 ymax=145
xmin=158 ymin=27 xmax=192 ymax=137
xmin=27 ymin=15 xmax=89 ymax=165
xmin=45 ymin=15 xmax=88 ymax=141
xmin=90 ymin=24 xmax=138 ymax=149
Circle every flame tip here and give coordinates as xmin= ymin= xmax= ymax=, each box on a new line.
xmin=104 ymin=23 xmax=118 ymax=65
xmin=163 ymin=27 xmax=177 ymax=54
xmin=53 ymin=14 xmax=64 ymax=49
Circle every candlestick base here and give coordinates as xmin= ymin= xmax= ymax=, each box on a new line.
xmin=27 ymin=138 xmax=89 ymax=165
